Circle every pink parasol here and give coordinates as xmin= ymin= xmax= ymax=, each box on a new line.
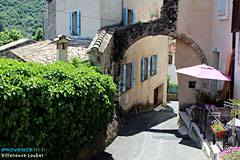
xmin=176 ymin=64 xmax=231 ymax=81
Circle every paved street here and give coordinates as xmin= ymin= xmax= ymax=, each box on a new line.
xmin=93 ymin=101 xmax=207 ymax=160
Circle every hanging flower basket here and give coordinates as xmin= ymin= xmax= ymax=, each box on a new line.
xmin=211 ymin=125 xmax=226 ymax=138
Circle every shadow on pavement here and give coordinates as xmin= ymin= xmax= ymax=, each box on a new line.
xmin=119 ymin=106 xmax=177 ymax=136
xmin=179 ymin=138 xmax=201 ymax=149
xmin=147 ymin=129 xmax=201 ymax=150
xmin=92 ymin=151 xmax=114 ymax=160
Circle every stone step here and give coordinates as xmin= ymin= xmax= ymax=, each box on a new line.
xmin=179 ymin=111 xmax=191 ymax=130
xmin=185 ymin=108 xmax=192 ymax=118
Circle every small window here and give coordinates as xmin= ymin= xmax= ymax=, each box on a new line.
xmin=123 ymin=8 xmax=135 ymax=26
xmin=126 ymin=63 xmax=132 ymax=90
xmin=70 ymin=10 xmax=81 ymax=35
xmin=121 ymin=63 xmax=135 ymax=93
xmin=168 ymin=55 xmax=173 ymax=65
xmin=144 ymin=57 xmax=148 ymax=80
xmin=218 ymin=0 xmax=228 ymax=16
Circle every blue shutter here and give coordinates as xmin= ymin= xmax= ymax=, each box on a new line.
xmin=147 ymin=57 xmax=150 ymax=79
xmin=77 ymin=10 xmax=81 ymax=35
xmin=141 ymin=59 xmax=144 ymax=82
xmin=151 ymin=56 xmax=154 ymax=76
xmin=121 ymin=65 xmax=126 ymax=93
xmin=156 ymin=55 xmax=159 ymax=74
xmin=70 ymin=12 xmax=73 ymax=35
xmin=152 ymin=14 xmax=155 ymax=18
xmin=132 ymin=10 xmax=135 ymax=24
xmin=124 ymin=8 xmax=128 ymax=26
xmin=130 ymin=62 xmax=135 ymax=88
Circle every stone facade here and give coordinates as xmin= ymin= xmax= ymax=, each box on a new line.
xmin=44 ymin=0 xmax=56 ymax=40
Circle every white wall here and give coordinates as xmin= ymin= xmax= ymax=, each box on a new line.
xmin=234 ymin=33 xmax=240 ymax=100
xmin=101 ymin=0 xmax=122 ymax=27
xmin=168 ymin=53 xmax=178 ymax=84
xmin=56 ymin=0 xmax=101 ymax=39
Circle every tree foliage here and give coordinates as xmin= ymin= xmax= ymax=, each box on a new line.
xmin=33 ymin=28 xmax=43 ymax=41
xmin=0 ymin=29 xmax=23 ymax=46
xmin=0 ymin=57 xmax=117 ymax=159
xmin=0 ymin=0 xmax=45 ymax=38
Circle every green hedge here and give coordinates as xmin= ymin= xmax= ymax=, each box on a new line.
xmin=0 ymin=58 xmax=117 ymax=159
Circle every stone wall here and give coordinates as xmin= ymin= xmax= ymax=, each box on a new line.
xmin=167 ymin=93 xmax=178 ymax=101
xmin=44 ymin=0 xmax=56 ymax=40
xmin=56 ymin=112 xmax=121 ymax=160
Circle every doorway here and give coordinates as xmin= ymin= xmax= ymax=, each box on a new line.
xmin=154 ymin=84 xmax=164 ymax=106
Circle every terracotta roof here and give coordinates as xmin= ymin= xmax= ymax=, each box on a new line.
xmin=87 ymin=28 xmax=115 ymax=54
xmin=10 ymin=40 xmax=90 ymax=64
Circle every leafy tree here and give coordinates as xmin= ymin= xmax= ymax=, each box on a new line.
xmin=0 ymin=0 xmax=46 ymax=38
xmin=0 ymin=29 xmax=23 ymax=46
xmin=33 ymin=28 xmax=43 ymax=41
xmin=0 ymin=21 xmax=4 ymax=32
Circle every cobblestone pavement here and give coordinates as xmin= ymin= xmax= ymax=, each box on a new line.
xmin=93 ymin=101 xmax=207 ymax=160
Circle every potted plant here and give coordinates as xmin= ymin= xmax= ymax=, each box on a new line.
xmin=211 ymin=120 xmax=226 ymax=138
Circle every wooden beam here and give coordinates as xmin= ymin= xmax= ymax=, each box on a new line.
xmin=221 ymin=53 xmax=232 ymax=103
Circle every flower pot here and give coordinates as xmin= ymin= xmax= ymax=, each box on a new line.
xmin=211 ymin=125 xmax=226 ymax=138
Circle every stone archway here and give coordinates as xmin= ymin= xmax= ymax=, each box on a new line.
xmin=113 ymin=18 xmax=207 ymax=64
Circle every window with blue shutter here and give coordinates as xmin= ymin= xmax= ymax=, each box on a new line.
xmin=124 ymin=8 xmax=128 ymax=26
xmin=130 ymin=62 xmax=135 ymax=88
xmin=147 ymin=57 xmax=150 ymax=79
xmin=77 ymin=10 xmax=81 ymax=35
xmin=121 ymin=65 xmax=126 ymax=93
xmin=218 ymin=0 xmax=227 ymax=16
xmin=141 ymin=59 xmax=144 ymax=82
xmin=132 ymin=10 xmax=135 ymax=24
xmin=152 ymin=14 xmax=155 ymax=18
xmin=70 ymin=12 xmax=73 ymax=35
xmin=151 ymin=56 xmax=154 ymax=76
xmin=156 ymin=54 xmax=159 ymax=74
xmin=70 ymin=11 xmax=81 ymax=35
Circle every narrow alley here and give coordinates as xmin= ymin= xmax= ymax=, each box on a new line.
xmin=93 ymin=101 xmax=207 ymax=160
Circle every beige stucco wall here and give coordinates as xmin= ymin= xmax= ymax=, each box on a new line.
xmin=120 ymin=35 xmax=168 ymax=112
xmin=176 ymin=0 xmax=213 ymax=109
xmin=124 ymin=0 xmax=163 ymax=21
xmin=211 ymin=0 xmax=233 ymax=92
xmin=119 ymin=0 xmax=167 ymax=112
xmin=175 ymin=40 xmax=202 ymax=108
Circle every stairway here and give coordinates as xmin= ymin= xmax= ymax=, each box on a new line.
xmin=179 ymin=107 xmax=220 ymax=160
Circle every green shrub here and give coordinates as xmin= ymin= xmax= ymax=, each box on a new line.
xmin=0 ymin=29 xmax=23 ymax=46
xmin=0 ymin=58 xmax=117 ymax=159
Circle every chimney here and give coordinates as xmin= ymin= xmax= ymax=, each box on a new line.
xmin=54 ymin=35 xmax=70 ymax=62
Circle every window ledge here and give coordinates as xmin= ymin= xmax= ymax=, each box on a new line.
xmin=218 ymin=14 xmax=228 ymax=20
